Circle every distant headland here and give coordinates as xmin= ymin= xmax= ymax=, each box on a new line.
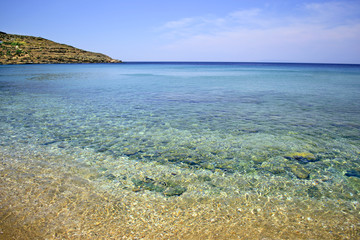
xmin=0 ymin=32 xmax=121 ymax=64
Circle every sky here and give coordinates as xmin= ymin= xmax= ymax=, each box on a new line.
xmin=1 ymin=0 xmax=360 ymax=63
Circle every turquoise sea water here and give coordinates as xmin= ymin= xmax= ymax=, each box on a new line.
xmin=1 ymin=62 xmax=360 ymax=200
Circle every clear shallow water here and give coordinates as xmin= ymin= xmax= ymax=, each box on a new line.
xmin=1 ymin=62 xmax=360 ymax=197
xmin=2 ymin=62 xmax=360 ymax=238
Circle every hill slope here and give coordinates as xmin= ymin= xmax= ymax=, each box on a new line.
xmin=0 ymin=32 xmax=121 ymax=64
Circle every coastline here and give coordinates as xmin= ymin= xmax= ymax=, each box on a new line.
xmin=1 ymin=145 xmax=359 ymax=239
xmin=0 ymin=32 xmax=121 ymax=65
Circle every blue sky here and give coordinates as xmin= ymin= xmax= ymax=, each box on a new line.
xmin=1 ymin=0 xmax=360 ymax=63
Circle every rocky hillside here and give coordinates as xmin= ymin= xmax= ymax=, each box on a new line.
xmin=0 ymin=32 xmax=121 ymax=64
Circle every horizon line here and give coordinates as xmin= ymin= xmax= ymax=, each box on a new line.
xmin=122 ymin=61 xmax=360 ymax=66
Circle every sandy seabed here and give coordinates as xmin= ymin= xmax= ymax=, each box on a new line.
xmin=1 ymin=146 xmax=359 ymax=240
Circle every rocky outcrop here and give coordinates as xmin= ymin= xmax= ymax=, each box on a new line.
xmin=0 ymin=32 xmax=121 ymax=64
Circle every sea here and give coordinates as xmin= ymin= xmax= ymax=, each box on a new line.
xmin=1 ymin=62 xmax=360 ymax=239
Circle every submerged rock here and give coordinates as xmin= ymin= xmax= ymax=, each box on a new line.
xmin=307 ymin=185 xmax=322 ymax=199
xmin=284 ymin=152 xmax=318 ymax=164
xmin=96 ymin=147 xmax=108 ymax=153
xmin=131 ymin=177 xmax=187 ymax=196
xmin=163 ymin=186 xmax=187 ymax=197
xmin=345 ymin=169 xmax=360 ymax=178
xmin=122 ymin=147 xmax=142 ymax=157
xmin=260 ymin=159 xmax=287 ymax=175
xmin=347 ymin=176 xmax=360 ymax=192
xmin=131 ymin=177 xmax=165 ymax=193
xmin=198 ymin=175 xmax=212 ymax=182
xmin=42 ymin=140 xmax=57 ymax=146
xmin=200 ymin=163 xmax=215 ymax=170
xmin=251 ymin=155 xmax=267 ymax=164
xmin=290 ymin=164 xmax=310 ymax=179
xmin=106 ymin=174 xmax=116 ymax=181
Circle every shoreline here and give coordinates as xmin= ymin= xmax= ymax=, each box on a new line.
xmin=1 ymin=146 xmax=359 ymax=239
xmin=1 ymin=62 xmax=359 ymax=239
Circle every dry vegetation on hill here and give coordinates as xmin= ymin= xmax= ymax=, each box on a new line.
xmin=0 ymin=32 xmax=121 ymax=64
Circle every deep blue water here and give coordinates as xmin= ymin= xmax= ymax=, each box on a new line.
xmin=1 ymin=62 xmax=360 ymax=198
